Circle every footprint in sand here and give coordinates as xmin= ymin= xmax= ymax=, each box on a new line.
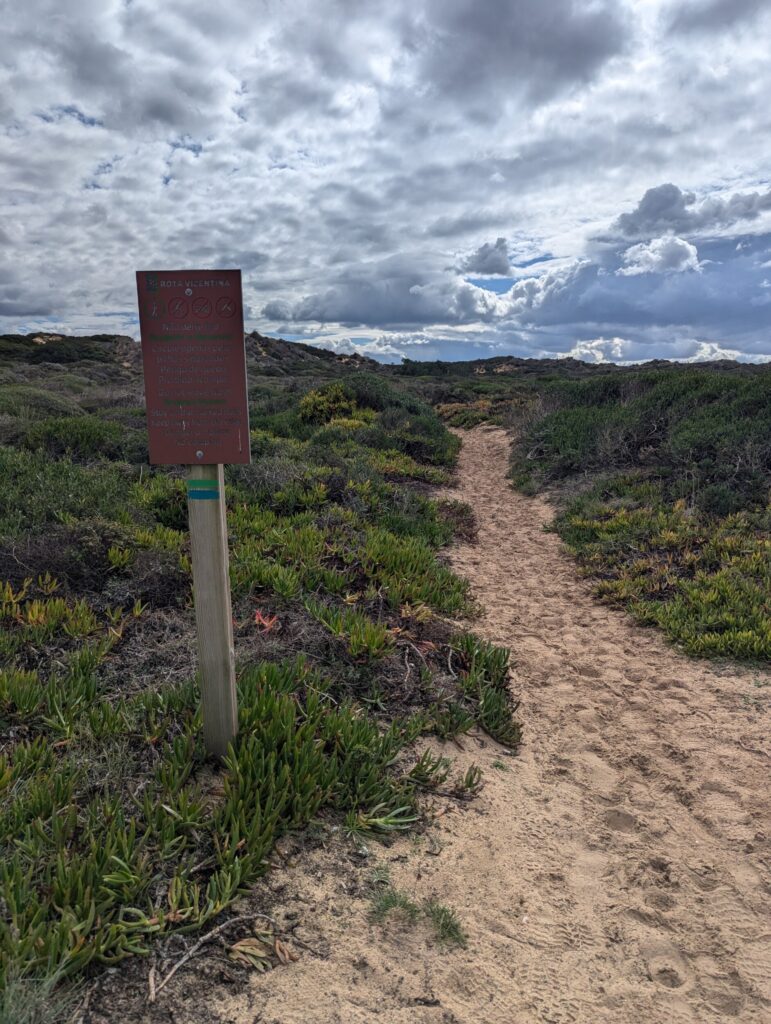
xmin=604 ymin=808 xmax=638 ymax=833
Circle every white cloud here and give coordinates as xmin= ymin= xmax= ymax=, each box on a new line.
xmin=565 ymin=337 xmax=630 ymax=363
xmin=617 ymin=235 xmax=701 ymax=276
xmin=1 ymin=0 xmax=771 ymax=362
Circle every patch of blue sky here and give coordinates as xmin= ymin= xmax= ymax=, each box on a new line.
xmin=170 ymin=136 xmax=203 ymax=156
xmin=512 ymin=252 xmax=555 ymax=269
xmin=37 ymin=105 xmax=103 ymax=127
xmin=466 ymin=277 xmax=514 ymax=293
xmin=270 ymin=332 xmax=316 ymax=341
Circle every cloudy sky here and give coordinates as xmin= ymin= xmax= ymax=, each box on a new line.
xmin=2 ymin=0 xmax=771 ymax=363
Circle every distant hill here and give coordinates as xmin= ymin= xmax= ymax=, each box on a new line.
xmin=0 ymin=330 xmax=377 ymax=377
xmin=2 ymin=331 xmax=759 ymax=387
xmin=394 ymin=352 xmax=760 ymax=379
xmin=0 ymin=331 xmax=383 ymax=415
xmin=244 ymin=331 xmax=378 ymax=376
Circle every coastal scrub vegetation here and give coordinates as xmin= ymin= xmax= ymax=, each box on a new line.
xmin=509 ymin=368 xmax=770 ymax=660
xmin=0 ymin=334 xmax=520 ymax=1007
xmin=413 ymin=356 xmax=769 ymax=662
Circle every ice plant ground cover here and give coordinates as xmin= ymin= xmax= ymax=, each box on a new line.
xmin=0 ymin=333 xmax=520 ymax=1013
xmin=404 ymin=357 xmax=770 ymax=662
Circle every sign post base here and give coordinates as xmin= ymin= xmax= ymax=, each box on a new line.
xmin=187 ymin=464 xmax=238 ymax=759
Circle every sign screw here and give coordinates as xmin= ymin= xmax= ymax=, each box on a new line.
xmin=196 ymin=450 xmax=204 ymax=460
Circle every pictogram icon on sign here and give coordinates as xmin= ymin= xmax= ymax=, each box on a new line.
xmin=192 ymin=297 xmax=212 ymax=317
xmin=216 ymin=297 xmax=237 ymax=317
xmin=146 ymin=298 xmax=165 ymax=319
xmin=169 ymin=298 xmax=188 ymax=319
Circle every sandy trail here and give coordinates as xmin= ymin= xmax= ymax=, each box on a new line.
xmin=164 ymin=426 xmax=770 ymax=1024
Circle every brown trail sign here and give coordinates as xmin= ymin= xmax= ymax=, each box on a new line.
xmin=136 ymin=269 xmax=250 ymax=757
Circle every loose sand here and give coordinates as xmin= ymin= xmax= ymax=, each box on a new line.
xmin=131 ymin=425 xmax=770 ymax=1024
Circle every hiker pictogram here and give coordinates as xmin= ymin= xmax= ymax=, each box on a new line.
xmin=216 ymin=296 xmax=237 ymax=317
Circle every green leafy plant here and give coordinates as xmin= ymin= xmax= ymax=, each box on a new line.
xmin=107 ymin=545 xmax=135 ymax=571
xmin=408 ymin=749 xmax=452 ymax=789
xmin=428 ymin=701 xmax=476 ymax=741
xmin=453 ymin=763 xmax=483 ymax=798
xmin=298 ymin=383 xmax=358 ymax=423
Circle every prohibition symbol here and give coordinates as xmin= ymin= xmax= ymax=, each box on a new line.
xmin=169 ymin=298 xmax=188 ymax=319
xmin=192 ymin=297 xmax=212 ymax=317
xmin=216 ymin=296 xmax=237 ymax=317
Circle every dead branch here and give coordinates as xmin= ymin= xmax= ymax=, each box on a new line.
xmin=149 ymin=917 xmax=247 ymax=1002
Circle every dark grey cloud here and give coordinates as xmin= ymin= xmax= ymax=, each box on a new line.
xmin=612 ymin=183 xmax=771 ymax=239
xmin=1 ymin=1 xmax=770 ymax=364
xmin=427 ymin=211 xmax=505 ymax=239
xmin=459 ymin=238 xmax=511 ymax=276
xmin=262 ymin=252 xmax=500 ymax=328
xmin=502 ymin=232 xmax=771 ymax=343
xmin=412 ymin=0 xmax=630 ymax=109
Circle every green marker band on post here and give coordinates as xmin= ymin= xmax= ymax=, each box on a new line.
xmin=187 ymin=479 xmax=220 ymax=501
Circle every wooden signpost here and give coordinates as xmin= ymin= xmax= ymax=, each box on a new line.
xmin=136 ymin=269 xmax=250 ymax=758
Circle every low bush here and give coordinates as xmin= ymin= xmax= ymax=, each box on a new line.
xmin=555 ymin=484 xmax=771 ymax=660
xmin=0 ymin=448 xmax=133 ymax=536
xmin=0 ymin=385 xmax=83 ymax=419
xmin=299 ymin=382 xmax=357 ymax=423
xmin=0 ymin=658 xmax=437 ymax=982
xmin=22 ymin=416 xmax=126 ymax=461
xmin=508 ymin=365 xmax=771 ymax=661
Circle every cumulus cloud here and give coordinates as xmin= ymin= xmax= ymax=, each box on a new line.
xmin=564 ymin=337 xmax=630 ymax=363
xmin=263 ymin=251 xmax=509 ymax=328
xmin=564 ymin=334 xmax=764 ymax=365
xmin=613 ymin=183 xmax=771 ymax=239
xmin=459 ymin=238 xmax=510 ymax=275
xmin=1 ymin=0 xmax=770 ymax=364
xmin=618 ymin=236 xmax=701 ymax=276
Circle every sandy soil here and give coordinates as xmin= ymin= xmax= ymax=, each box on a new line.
xmin=110 ymin=425 xmax=770 ymax=1024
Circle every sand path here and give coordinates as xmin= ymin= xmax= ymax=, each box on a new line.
xmin=174 ymin=426 xmax=770 ymax=1024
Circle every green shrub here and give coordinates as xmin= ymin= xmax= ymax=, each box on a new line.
xmin=0 ymin=386 xmax=83 ymax=419
xmin=299 ymin=383 xmax=357 ymax=423
xmin=22 ymin=417 xmax=126 ymax=461
xmin=508 ymin=365 xmax=771 ymax=661
xmin=511 ymin=367 xmax=771 ymax=508
xmin=26 ymin=338 xmax=111 ymax=364
xmin=0 ymin=448 xmax=132 ymax=536
xmin=0 ymin=659 xmax=444 ymax=985
xmin=552 ymin=479 xmax=771 ymax=661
